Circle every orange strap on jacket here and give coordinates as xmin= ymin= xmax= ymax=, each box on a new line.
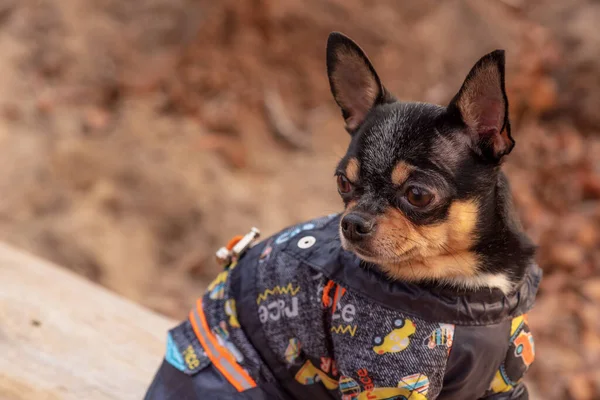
xmin=322 ymin=280 xmax=335 ymax=307
xmin=322 ymin=280 xmax=347 ymax=313
xmin=331 ymin=285 xmax=347 ymax=314
xmin=189 ymin=298 xmax=257 ymax=391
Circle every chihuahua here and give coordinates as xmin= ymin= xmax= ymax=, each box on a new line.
xmin=329 ymin=33 xmax=535 ymax=294
xmin=145 ymin=32 xmax=541 ymax=400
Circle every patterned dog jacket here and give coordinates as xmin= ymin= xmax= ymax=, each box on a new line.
xmin=145 ymin=214 xmax=541 ymax=400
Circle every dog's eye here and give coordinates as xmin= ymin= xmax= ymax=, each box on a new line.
xmin=337 ymin=175 xmax=353 ymax=194
xmin=405 ymin=186 xmax=433 ymax=207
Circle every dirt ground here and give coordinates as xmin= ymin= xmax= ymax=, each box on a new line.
xmin=0 ymin=0 xmax=598 ymax=398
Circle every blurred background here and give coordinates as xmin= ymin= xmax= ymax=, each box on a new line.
xmin=0 ymin=0 xmax=598 ymax=398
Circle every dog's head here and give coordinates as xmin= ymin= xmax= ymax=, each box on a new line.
xmin=327 ymin=32 xmax=521 ymax=286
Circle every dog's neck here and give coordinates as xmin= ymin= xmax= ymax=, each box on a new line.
xmin=377 ymin=252 xmax=515 ymax=294
xmin=466 ymin=171 xmax=536 ymax=293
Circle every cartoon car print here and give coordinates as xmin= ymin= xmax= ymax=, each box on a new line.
xmin=339 ymin=375 xmax=361 ymax=399
xmin=208 ymin=270 xmax=229 ymax=300
xmin=489 ymin=369 xmax=513 ymax=394
xmin=398 ymin=373 xmax=429 ymax=396
xmin=295 ymin=360 xmax=339 ymax=390
xmin=373 ymin=318 xmax=416 ymax=355
xmin=259 ymin=242 xmax=273 ymax=262
xmin=224 ymin=299 xmax=240 ymax=328
xmin=423 ymin=323 xmax=454 ymax=350
xmin=285 ymin=338 xmax=301 ymax=364
xmin=356 ymin=387 xmax=426 ymax=400
xmin=513 ymin=331 xmax=535 ymax=367
xmin=212 ymin=321 xmax=244 ymax=363
xmin=487 ymin=314 xmax=535 ymax=395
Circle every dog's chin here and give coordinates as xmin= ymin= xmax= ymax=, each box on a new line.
xmin=341 ymin=237 xmax=374 ymax=259
xmin=341 ymin=236 xmax=419 ymax=266
xmin=341 ymin=238 xmax=404 ymax=265
xmin=347 ymin=246 xmax=379 ymax=263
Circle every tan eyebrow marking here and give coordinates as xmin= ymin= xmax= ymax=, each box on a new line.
xmin=391 ymin=161 xmax=413 ymax=185
xmin=345 ymin=157 xmax=360 ymax=182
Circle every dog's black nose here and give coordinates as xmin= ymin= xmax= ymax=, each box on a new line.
xmin=341 ymin=213 xmax=375 ymax=241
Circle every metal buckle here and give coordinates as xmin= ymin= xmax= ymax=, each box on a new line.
xmin=215 ymin=227 xmax=261 ymax=267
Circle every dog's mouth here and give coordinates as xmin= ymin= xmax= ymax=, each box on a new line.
xmin=341 ymin=236 xmax=421 ymax=266
xmin=345 ymin=243 xmax=376 ymax=259
xmin=341 ymin=237 xmax=376 ymax=260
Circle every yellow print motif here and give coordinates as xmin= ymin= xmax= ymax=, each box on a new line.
xmin=331 ymin=324 xmax=357 ymax=337
xmin=257 ymin=283 xmax=301 ymax=304
xmin=183 ymin=345 xmax=200 ymax=369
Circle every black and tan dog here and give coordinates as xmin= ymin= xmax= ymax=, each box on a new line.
xmin=329 ymin=33 xmax=535 ymax=294
xmin=145 ymin=32 xmax=541 ymax=400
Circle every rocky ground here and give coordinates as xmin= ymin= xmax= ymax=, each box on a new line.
xmin=0 ymin=0 xmax=598 ymax=398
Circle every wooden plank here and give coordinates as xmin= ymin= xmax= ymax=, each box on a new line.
xmin=0 ymin=242 xmax=176 ymax=400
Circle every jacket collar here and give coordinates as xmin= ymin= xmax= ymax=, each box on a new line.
xmin=282 ymin=215 xmax=542 ymax=326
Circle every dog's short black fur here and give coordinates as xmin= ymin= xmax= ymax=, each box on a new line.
xmin=327 ymin=32 xmax=535 ymax=293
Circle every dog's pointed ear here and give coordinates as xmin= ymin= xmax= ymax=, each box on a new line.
xmin=448 ymin=50 xmax=514 ymax=160
xmin=327 ymin=32 xmax=390 ymax=133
